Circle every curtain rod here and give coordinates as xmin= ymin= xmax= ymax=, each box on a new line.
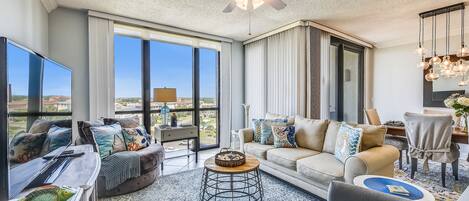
xmin=88 ymin=10 xmax=233 ymax=43
xmin=243 ymin=20 xmax=374 ymax=48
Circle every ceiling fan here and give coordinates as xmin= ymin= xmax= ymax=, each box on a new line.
xmin=223 ymin=0 xmax=287 ymax=13
xmin=223 ymin=0 xmax=287 ymax=35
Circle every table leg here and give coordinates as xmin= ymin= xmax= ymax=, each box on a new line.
xmin=161 ymin=141 xmax=164 ymax=171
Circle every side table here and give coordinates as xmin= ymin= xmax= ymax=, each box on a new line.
xmin=154 ymin=126 xmax=199 ymax=170
xmin=200 ymin=155 xmax=263 ymax=201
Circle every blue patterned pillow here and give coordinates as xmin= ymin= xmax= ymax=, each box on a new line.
xmin=91 ymin=123 xmax=126 ymax=159
xmin=334 ymin=123 xmax=363 ymax=163
xmin=251 ymin=119 xmax=264 ymax=143
xmin=122 ymin=126 xmax=151 ymax=151
xmin=272 ymin=125 xmax=297 ymax=148
xmin=42 ymin=125 xmax=72 ymax=154
xmin=260 ymin=119 xmax=287 ymax=145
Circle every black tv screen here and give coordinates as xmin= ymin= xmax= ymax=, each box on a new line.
xmin=0 ymin=37 xmax=73 ymax=200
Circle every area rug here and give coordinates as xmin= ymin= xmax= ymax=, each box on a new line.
xmin=100 ymin=168 xmax=322 ymax=201
xmin=100 ymin=159 xmax=468 ymax=201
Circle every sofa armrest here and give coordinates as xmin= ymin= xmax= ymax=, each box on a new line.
xmin=344 ymin=145 xmax=399 ymax=183
xmin=238 ymin=128 xmax=254 ymax=152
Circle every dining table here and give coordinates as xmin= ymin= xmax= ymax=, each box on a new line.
xmin=386 ymin=125 xmax=469 ymax=144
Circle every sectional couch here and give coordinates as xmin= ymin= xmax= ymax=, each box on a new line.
xmin=238 ymin=114 xmax=399 ymax=199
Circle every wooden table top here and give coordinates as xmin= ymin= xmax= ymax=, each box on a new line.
xmin=386 ymin=126 xmax=469 ymax=144
xmin=204 ymin=155 xmax=260 ymax=174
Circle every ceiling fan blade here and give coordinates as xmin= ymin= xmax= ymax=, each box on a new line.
xmin=264 ymin=0 xmax=287 ymax=10
xmin=223 ymin=1 xmax=237 ymax=13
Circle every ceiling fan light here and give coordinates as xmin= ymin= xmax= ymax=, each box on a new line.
xmin=235 ymin=0 xmax=264 ymax=10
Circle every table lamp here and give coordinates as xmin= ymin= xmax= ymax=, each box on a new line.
xmin=154 ymin=87 xmax=177 ymax=128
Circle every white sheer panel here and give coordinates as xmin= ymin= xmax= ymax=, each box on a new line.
xmin=266 ymin=27 xmax=306 ymax=117
xmin=245 ymin=39 xmax=267 ymax=119
xmin=220 ymin=42 xmax=232 ymax=148
xmin=89 ymin=16 xmax=115 ymax=120
xmin=320 ymin=31 xmax=331 ymax=119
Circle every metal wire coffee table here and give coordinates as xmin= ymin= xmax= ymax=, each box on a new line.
xmin=200 ymin=155 xmax=263 ymax=201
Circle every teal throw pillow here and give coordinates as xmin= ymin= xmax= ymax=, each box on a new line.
xmin=260 ymin=119 xmax=287 ymax=145
xmin=42 ymin=125 xmax=72 ymax=154
xmin=9 ymin=131 xmax=47 ymax=163
xmin=90 ymin=123 xmax=126 ymax=159
xmin=272 ymin=125 xmax=297 ymax=148
xmin=334 ymin=123 xmax=363 ymax=163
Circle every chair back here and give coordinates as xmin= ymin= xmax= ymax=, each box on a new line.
xmin=403 ymin=112 xmax=453 ymax=153
xmin=364 ymin=109 xmax=382 ymax=125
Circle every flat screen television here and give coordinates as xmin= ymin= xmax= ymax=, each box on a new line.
xmin=0 ymin=37 xmax=73 ymax=200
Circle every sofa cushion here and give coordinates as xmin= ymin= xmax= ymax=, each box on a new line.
xmin=294 ymin=116 xmax=329 ymax=151
xmin=297 ymin=153 xmax=344 ymax=188
xmin=244 ymin=142 xmax=275 ymax=159
xmin=266 ymin=147 xmax=319 ymax=170
xmin=103 ymin=116 xmax=140 ymax=128
xmin=323 ymin=120 xmax=341 ymax=154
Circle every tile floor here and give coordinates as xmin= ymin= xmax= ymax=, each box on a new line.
xmin=161 ymin=148 xmax=218 ymax=176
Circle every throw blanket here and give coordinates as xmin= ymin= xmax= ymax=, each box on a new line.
xmin=99 ymin=151 xmax=141 ymax=190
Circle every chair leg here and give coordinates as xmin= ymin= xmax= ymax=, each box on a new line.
xmin=405 ymin=149 xmax=409 ymax=164
xmin=399 ymin=150 xmax=403 ymax=169
xmin=452 ymin=160 xmax=459 ymax=180
xmin=441 ymin=163 xmax=446 ymax=187
xmin=410 ymin=158 xmax=417 ymax=179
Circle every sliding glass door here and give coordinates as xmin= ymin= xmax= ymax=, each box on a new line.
xmin=114 ymin=34 xmax=220 ymax=150
xmin=329 ymin=37 xmax=364 ymax=123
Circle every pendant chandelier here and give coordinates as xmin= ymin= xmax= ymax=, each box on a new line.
xmin=418 ymin=3 xmax=468 ymax=85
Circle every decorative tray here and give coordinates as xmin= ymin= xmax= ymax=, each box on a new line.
xmin=215 ymin=148 xmax=246 ymax=167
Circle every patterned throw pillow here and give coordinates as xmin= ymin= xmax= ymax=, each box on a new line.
xmin=122 ymin=126 xmax=151 ymax=151
xmin=251 ymin=119 xmax=264 ymax=143
xmin=90 ymin=123 xmax=126 ymax=159
xmin=272 ymin=125 xmax=297 ymax=148
xmin=334 ymin=123 xmax=363 ymax=163
xmin=9 ymin=132 xmax=47 ymax=163
xmin=260 ymin=119 xmax=287 ymax=145
xmin=42 ymin=125 xmax=72 ymax=154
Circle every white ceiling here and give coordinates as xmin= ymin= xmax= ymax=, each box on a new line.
xmin=54 ymin=0 xmax=469 ymax=47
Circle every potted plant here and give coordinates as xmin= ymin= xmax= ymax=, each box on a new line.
xmin=444 ymin=93 xmax=469 ymax=133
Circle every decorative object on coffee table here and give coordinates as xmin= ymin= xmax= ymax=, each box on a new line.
xmin=200 ymin=155 xmax=263 ymax=201
xmin=215 ymin=148 xmax=245 ymax=167
xmin=354 ymin=175 xmax=434 ymax=201
xmin=153 ymin=87 xmax=177 ymax=128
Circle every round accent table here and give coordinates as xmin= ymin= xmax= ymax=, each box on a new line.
xmin=200 ymin=155 xmax=263 ymax=201
xmin=353 ymin=175 xmax=435 ymax=201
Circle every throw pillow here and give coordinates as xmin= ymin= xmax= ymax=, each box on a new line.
xmin=260 ymin=119 xmax=287 ymax=145
xmin=294 ymin=116 xmax=329 ymax=151
xmin=28 ymin=119 xmax=72 ymax=134
xmin=90 ymin=123 xmax=126 ymax=159
xmin=77 ymin=120 xmax=105 ymax=147
xmin=251 ymin=119 xmax=264 ymax=143
xmin=122 ymin=126 xmax=151 ymax=151
xmin=265 ymin=113 xmax=295 ymax=125
xmin=272 ymin=125 xmax=297 ymax=148
xmin=103 ymin=116 xmax=140 ymax=128
xmin=41 ymin=125 xmax=72 ymax=154
xmin=334 ymin=123 xmax=363 ymax=163
xmin=354 ymin=124 xmax=386 ymax=151
xmin=9 ymin=132 xmax=47 ymax=163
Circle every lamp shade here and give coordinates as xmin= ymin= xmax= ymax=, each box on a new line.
xmin=153 ymin=88 xmax=177 ymax=102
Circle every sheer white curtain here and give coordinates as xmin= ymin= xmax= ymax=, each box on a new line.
xmin=220 ymin=42 xmax=232 ymax=148
xmin=266 ymin=26 xmax=306 ymax=117
xmin=245 ymin=39 xmax=267 ymax=119
xmin=88 ymin=16 xmax=115 ymax=120
xmin=320 ymin=31 xmax=331 ymax=119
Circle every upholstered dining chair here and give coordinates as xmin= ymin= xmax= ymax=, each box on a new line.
xmin=364 ymin=109 xmax=409 ymax=169
xmin=404 ymin=112 xmax=460 ymax=187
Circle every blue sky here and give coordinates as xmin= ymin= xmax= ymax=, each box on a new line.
xmin=7 ymin=43 xmax=71 ymax=96
xmin=114 ymin=35 xmax=217 ymax=99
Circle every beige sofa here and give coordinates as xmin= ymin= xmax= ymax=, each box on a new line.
xmin=238 ymin=115 xmax=399 ymax=199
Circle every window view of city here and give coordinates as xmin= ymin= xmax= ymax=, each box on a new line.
xmin=114 ymin=34 xmax=220 ymax=151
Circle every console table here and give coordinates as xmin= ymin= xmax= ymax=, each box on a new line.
xmin=10 ymin=145 xmax=100 ymax=201
xmin=154 ymin=126 xmax=199 ymax=170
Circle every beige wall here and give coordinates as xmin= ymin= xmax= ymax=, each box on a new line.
xmin=0 ymin=0 xmax=49 ymax=55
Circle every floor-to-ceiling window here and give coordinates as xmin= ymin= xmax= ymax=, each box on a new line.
xmin=114 ymin=30 xmax=220 ymax=151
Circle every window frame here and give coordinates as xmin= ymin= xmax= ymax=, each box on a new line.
xmin=114 ymin=35 xmax=221 ymax=151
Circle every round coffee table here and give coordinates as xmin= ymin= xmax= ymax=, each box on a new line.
xmin=199 ymin=155 xmax=263 ymax=201
xmin=353 ymin=175 xmax=435 ymax=201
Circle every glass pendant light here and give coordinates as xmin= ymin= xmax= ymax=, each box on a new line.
xmin=416 ymin=18 xmax=427 ymax=56
xmin=430 ymin=15 xmax=441 ymax=65
xmin=459 ymin=73 xmax=468 ymax=86
xmin=425 ymin=69 xmax=440 ymax=81
xmin=417 ymin=59 xmax=430 ymax=69
xmin=454 ymin=59 xmax=467 ymax=72
xmin=442 ymin=12 xmax=452 ymax=69
xmin=457 ymin=9 xmax=469 ymax=57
